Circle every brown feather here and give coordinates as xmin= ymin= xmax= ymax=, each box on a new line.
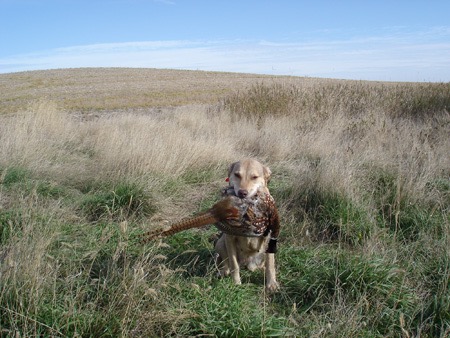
xmin=139 ymin=197 xmax=239 ymax=243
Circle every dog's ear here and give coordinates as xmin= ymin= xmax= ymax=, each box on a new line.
xmin=263 ymin=165 xmax=272 ymax=184
xmin=228 ymin=161 xmax=239 ymax=179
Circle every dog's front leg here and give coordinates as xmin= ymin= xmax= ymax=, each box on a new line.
xmin=265 ymin=253 xmax=279 ymax=291
xmin=225 ymin=235 xmax=241 ymax=285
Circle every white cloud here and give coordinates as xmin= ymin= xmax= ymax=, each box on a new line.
xmin=1 ymin=29 xmax=449 ymax=82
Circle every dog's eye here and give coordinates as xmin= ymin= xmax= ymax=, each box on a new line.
xmin=251 ymin=175 xmax=259 ymax=180
xmin=234 ymin=173 xmax=242 ymax=179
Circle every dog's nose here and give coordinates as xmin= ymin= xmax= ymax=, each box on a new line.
xmin=238 ymin=189 xmax=248 ymax=198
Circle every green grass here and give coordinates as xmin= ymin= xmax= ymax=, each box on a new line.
xmin=367 ymin=168 xmax=448 ymax=241
xmin=300 ymin=188 xmax=371 ymax=245
xmin=1 ymin=166 xmax=31 ymax=186
xmin=169 ymin=279 xmax=289 ymax=337
xmin=276 ymin=247 xmax=419 ymax=335
xmin=0 ymin=209 xmax=22 ymax=244
xmin=2 ymin=161 xmax=447 ymax=336
xmin=80 ymin=181 xmax=156 ymax=221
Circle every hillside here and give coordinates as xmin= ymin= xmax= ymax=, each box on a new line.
xmin=0 ymin=68 xmax=449 ymax=337
xmin=0 ymin=67 xmax=331 ymax=114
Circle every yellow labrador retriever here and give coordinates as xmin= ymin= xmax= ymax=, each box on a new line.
xmin=214 ymin=159 xmax=280 ymax=291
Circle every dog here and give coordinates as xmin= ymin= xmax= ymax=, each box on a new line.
xmin=214 ymin=159 xmax=280 ymax=291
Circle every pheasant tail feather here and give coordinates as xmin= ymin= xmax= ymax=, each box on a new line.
xmin=140 ymin=212 xmax=218 ymax=244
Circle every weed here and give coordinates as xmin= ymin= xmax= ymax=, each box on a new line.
xmin=180 ymin=168 xmax=217 ymax=185
xmin=303 ymin=189 xmax=371 ymax=245
xmin=36 ymin=181 xmax=67 ymax=198
xmin=80 ymin=181 xmax=156 ymax=221
xmin=223 ymin=82 xmax=299 ymax=126
xmin=159 ymin=230 xmax=217 ymax=278
xmin=277 ymin=247 xmax=418 ymax=335
xmin=0 ymin=210 xmax=22 ymax=244
xmin=1 ymin=167 xmax=30 ymax=186
xmin=367 ymin=168 xmax=447 ymax=241
xmin=171 ymin=279 xmax=289 ymax=337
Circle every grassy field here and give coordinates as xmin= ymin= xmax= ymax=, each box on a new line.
xmin=0 ymin=68 xmax=449 ymax=337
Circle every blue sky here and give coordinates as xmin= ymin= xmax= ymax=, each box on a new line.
xmin=1 ymin=0 xmax=449 ymax=82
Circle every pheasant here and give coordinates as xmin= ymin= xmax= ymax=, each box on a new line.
xmin=139 ymin=187 xmax=280 ymax=252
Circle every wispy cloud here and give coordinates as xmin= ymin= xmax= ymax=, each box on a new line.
xmin=1 ymin=28 xmax=449 ymax=82
xmin=153 ymin=0 xmax=175 ymax=5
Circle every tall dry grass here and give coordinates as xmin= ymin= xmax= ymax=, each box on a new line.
xmin=0 ymin=78 xmax=449 ymax=336
xmin=5 ymin=91 xmax=446 ymax=207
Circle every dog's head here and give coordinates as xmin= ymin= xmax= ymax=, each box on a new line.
xmin=227 ymin=159 xmax=271 ymax=199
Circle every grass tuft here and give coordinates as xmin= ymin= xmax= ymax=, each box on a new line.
xmin=80 ymin=181 xmax=156 ymax=221
xmin=302 ymin=189 xmax=371 ymax=245
xmin=1 ymin=166 xmax=30 ymax=186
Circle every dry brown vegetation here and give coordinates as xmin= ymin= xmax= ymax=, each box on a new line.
xmin=0 ymin=68 xmax=449 ymax=337
xmin=0 ymin=68 xmax=311 ymax=114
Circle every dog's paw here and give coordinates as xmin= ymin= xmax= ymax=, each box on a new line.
xmin=265 ymin=280 xmax=280 ymax=292
xmin=232 ymin=275 xmax=242 ymax=285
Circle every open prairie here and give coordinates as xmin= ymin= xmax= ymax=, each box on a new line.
xmin=0 ymin=67 xmax=320 ymax=114
xmin=0 ymin=68 xmax=449 ymax=337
